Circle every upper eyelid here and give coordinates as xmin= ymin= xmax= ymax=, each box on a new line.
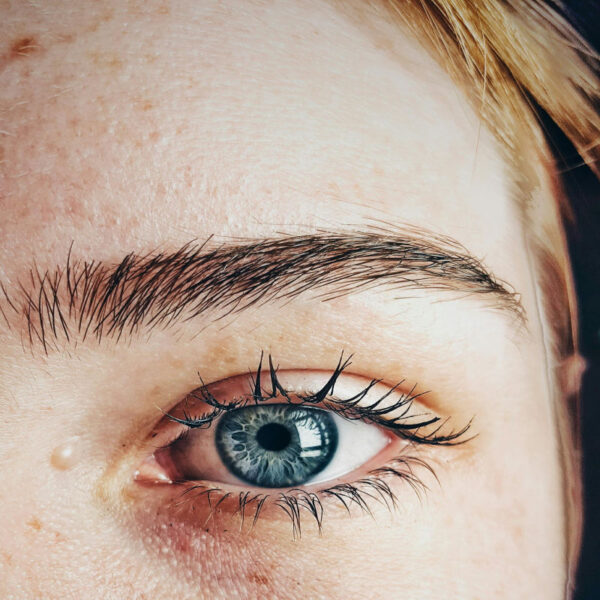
xmin=0 ymin=229 xmax=525 ymax=354
xmin=163 ymin=357 xmax=473 ymax=446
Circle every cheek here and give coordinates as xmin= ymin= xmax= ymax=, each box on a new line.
xmin=438 ymin=432 xmax=566 ymax=594
xmin=117 ymin=499 xmax=405 ymax=599
xmin=0 ymin=407 xmax=565 ymax=600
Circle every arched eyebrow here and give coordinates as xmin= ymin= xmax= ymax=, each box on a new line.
xmin=0 ymin=231 xmax=524 ymax=354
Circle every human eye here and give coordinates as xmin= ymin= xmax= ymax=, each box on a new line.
xmin=132 ymin=352 xmax=471 ymax=536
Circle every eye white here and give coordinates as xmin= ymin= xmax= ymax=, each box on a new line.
xmin=305 ymin=413 xmax=390 ymax=485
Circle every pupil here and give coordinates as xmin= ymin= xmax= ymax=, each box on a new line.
xmin=256 ymin=423 xmax=291 ymax=451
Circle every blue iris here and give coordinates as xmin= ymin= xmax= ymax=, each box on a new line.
xmin=215 ymin=404 xmax=338 ymax=488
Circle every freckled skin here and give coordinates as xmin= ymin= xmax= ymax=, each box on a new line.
xmin=0 ymin=1 xmax=574 ymax=599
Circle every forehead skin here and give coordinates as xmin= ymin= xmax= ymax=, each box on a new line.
xmin=1 ymin=0 xmax=526 ymax=282
xmin=0 ymin=1 xmax=566 ymax=599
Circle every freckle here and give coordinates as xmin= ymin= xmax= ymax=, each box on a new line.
xmin=50 ymin=437 xmax=81 ymax=470
xmin=250 ymin=573 xmax=269 ymax=586
xmin=10 ymin=36 xmax=40 ymax=58
xmin=86 ymin=21 xmax=100 ymax=34
xmin=57 ymin=33 xmax=75 ymax=44
xmin=148 ymin=384 xmax=163 ymax=400
xmin=27 ymin=517 xmax=42 ymax=531
xmin=108 ymin=56 xmax=123 ymax=70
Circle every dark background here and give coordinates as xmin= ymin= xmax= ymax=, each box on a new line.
xmin=566 ymin=146 xmax=600 ymax=600
xmin=559 ymin=2 xmax=600 ymax=598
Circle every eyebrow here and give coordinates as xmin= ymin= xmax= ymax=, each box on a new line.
xmin=0 ymin=230 xmax=524 ymax=353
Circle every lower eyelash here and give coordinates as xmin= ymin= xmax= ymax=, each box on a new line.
xmin=167 ymin=452 xmax=435 ymax=538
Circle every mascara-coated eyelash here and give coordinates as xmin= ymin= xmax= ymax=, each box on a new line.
xmin=169 ymin=453 xmax=437 ymax=538
xmin=165 ymin=351 xmax=471 ymax=445
xmin=137 ymin=352 xmax=473 ymax=537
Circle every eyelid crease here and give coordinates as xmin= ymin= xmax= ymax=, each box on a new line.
xmin=164 ymin=351 xmax=473 ymax=446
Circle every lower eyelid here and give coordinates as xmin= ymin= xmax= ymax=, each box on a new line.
xmin=128 ymin=443 xmax=438 ymax=541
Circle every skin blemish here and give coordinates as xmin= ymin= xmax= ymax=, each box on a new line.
xmin=88 ymin=51 xmax=123 ymax=71
xmin=50 ymin=437 xmax=81 ymax=470
xmin=9 ymin=36 xmax=40 ymax=59
xmin=57 ymin=33 xmax=75 ymax=44
xmin=85 ymin=9 xmax=115 ymax=34
xmin=27 ymin=517 xmax=42 ymax=531
xmin=0 ymin=35 xmax=42 ymax=71
xmin=249 ymin=573 xmax=270 ymax=586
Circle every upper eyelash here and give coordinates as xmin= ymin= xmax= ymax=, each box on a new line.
xmin=160 ymin=353 xmax=472 ymax=536
xmin=164 ymin=351 xmax=472 ymax=445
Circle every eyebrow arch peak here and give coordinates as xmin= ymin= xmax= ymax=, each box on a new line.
xmin=0 ymin=230 xmax=524 ymax=353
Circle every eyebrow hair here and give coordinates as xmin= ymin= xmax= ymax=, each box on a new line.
xmin=0 ymin=230 xmax=524 ymax=353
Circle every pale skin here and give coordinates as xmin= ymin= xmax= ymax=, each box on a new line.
xmin=0 ymin=1 xmax=575 ymax=599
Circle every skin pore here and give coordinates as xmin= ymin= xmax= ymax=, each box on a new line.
xmin=0 ymin=1 xmax=573 ymax=599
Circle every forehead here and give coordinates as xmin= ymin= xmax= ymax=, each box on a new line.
xmin=0 ymin=0 xmax=529 ymax=297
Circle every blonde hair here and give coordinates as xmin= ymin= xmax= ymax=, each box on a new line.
xmin=386 ymin=0 xmax=600 ymax=173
